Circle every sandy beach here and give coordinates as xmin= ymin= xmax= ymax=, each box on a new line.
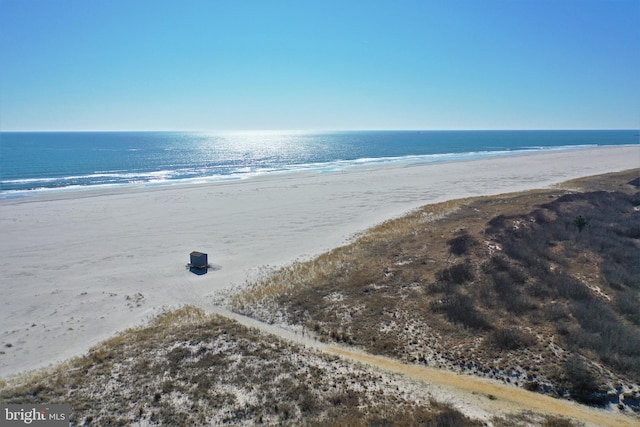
xmin=1 ymin=145 xmax=638 ymax=377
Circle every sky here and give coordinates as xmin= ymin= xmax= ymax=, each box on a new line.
xmin=1 ymin=0 xmax=639 ymax=131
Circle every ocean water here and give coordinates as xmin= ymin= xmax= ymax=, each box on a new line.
xmin=0 ymin=130 xmax=637 ymax=198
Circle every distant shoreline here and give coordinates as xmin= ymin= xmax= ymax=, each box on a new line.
xmin=2 ymin=130 xmax=637 ymax=199
xmin=2 ymin=143 xmax=638 ymax=203
xmin=0 ymin=145 xmax=638 ymax=377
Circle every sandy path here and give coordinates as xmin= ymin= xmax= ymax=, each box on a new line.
xmin=214 ymin=306 xmax=637 ymax=426
xmin=329 ymin=346 xmax=637 ymax=427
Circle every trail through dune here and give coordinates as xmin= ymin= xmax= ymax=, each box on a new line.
xmin=328 ymin=346 xmax=637 ymax=427
xmin=216 ymin=306 xmax=638 ymax=426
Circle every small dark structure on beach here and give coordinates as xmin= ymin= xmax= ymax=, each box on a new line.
xmin=190 ymin=251 xmax=208 ymax=269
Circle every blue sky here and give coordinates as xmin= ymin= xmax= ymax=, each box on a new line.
xmin=1 ymin=0 xmax=638 ymax=131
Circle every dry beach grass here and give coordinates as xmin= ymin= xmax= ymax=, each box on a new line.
xmin=1 ymin=306 xmax=597 ymax=426
xmin=232 ymin=169 xmax=640 ymax=422
xmin=0 ymin=307 xmax=487 ymax=426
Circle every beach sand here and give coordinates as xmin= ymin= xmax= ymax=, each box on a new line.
xmin=1 ymin=146 xmax=638 ymax=377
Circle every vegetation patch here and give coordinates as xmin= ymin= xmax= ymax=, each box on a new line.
xmin=232 ymin=169 xmax=640 ymax=411
xmin=0 ymin=307 xmax=483 ymax=426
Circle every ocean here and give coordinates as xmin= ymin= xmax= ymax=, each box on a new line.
xmin=0 ymin=130 xmax=637 ymax=198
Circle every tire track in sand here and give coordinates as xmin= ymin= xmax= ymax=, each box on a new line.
xmin=215 ymin=307 xmax=637 ymax=426
xmin=328 ymin=346 xmax=638 ymax=427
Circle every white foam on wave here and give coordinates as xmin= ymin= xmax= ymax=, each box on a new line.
xmin=0 ymin=144 xmax=627 ymax=199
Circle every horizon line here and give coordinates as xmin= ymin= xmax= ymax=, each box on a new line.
xmin=2 ymin=128 xmax=638 ymax=133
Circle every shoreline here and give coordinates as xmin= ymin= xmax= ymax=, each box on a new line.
xmin=1 ymin=145 xmax=639 ymax=377
xmin=2 ymin=143 xmax=638 ymax=202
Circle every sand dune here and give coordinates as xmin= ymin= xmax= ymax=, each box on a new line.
xmin=1 ymin=145 xmax=638 ymax=377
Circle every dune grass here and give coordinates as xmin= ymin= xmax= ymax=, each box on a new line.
xmin=231 ymin=169 xmax=640 ymax=409
xmin=1 ymin=306 xmax=489 ymax=426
